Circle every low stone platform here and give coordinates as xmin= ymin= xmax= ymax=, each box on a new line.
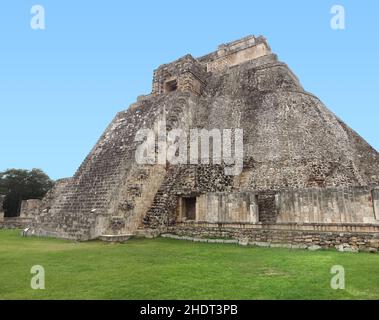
xmin=99 ymin=234 xmax=133 ymax=243
xmin=134 ymin=228 xmax=160 ymax=238
xmin=164 ymin=222 xmax=379 ymax=253
xmin=0 ymin=217 xmax=31 ymax=229
xmin=160 ymin=233 xmax=375 ymax=252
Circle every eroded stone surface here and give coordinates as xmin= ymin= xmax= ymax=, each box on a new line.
xmin=0 ymin=195 xmax=5 ymax=223
xmin=23 ymin=35 xmax=379 ymax=250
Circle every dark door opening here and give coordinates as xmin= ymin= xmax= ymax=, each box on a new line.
xmin=2 ymin=196 xmax=22 ymax=218
xmin=164 ymin=79 xmax=178 ymax=93
xmin=183 ymin=197 xmax=196 ymax=221
xmin=257 ymin=194 xmax=278 ymax=224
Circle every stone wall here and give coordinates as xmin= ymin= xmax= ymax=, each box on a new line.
xmin=156 ymin=186 xmax=379 ymax=252
xmin=198 ymin=35 xmax=271 ymax=73
xmin=164 ymin=224 xmax=379 ymax=252
xmin=172 ymin=187 xmax=379 ymax=225
xmin=0 ymin=217 xmax=30 ymax=229
xmin=372 ymin=188 xmax=379 ymax=220
xmin=20 ymin=199 xmax=42 ymax=219
xmin=277 ymin=187 xmax=378 ymax=224
xmin=0 ymin=194 xmax=37 ymax=229
xmin=194 ymin=193 xmax=258 ymax=223
xmin=152 ymin=55 xmax=208 ymax=96
xmin=0 ymin=195 xmax=5 ymax=223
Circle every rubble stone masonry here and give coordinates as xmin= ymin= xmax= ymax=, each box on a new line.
xmin=20 ymin=35 xmax=379 ymax=251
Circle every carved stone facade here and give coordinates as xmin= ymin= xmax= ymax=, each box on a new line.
xmin=199 ymin=35 xmax=271 ymax=73
xmin=23 ymin=35 xmax=379 ymax=251
xmin=152 ymin=55 xmax=208 ymax=96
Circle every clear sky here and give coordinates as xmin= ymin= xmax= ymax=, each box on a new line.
xmin=0 ymin=0 xmax=378 ymax=180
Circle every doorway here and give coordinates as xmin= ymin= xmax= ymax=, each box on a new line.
xmin=183 ymin=197 xmax=196 ymax=221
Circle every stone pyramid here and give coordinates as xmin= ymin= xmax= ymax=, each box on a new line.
xmin=28 ymin=36 xmax=379 ymax=247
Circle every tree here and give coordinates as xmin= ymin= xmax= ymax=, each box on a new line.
xmin=0 ymin=169 xmax=54 ymax=217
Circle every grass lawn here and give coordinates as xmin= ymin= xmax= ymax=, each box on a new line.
xmin=0 ymin=229 xmax=378 ymax=300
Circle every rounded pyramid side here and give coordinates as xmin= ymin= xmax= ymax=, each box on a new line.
xmin=194 ymin=58 xmax=379 ymax=191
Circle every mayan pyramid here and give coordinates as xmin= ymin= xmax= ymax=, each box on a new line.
xmin=27 ymin=36 xmax=379 ymax=249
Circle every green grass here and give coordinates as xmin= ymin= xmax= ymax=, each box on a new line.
xmin=0 ymin=229 xmax=378 ymax=300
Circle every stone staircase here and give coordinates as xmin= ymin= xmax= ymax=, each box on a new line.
xmin=143 ymin=167 xmax=183 ymax=228
xmin=100 ymin=164 xmax=167 ymax=241
xmin=99 ymin=92 xmax=193 ymax=241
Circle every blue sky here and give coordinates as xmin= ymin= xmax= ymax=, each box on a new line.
xmin=0 ymin=0 xmax=378 ymax=180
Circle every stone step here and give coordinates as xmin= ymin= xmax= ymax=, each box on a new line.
xmin=134 ymin=228 xmax=160 ymax=238
xmin=99 ymin=234 xmax=133 ymax=243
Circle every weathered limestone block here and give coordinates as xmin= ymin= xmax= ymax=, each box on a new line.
xmin=372 ymin=188 xmax=379 ymax=221
xmin=0 ymin=195 xmax=5 ymax=222
xmin=191 ymin=192 xmax=258 ymax=223
xmin=277 ymin=187 xmax=379 ymax=224
xmin=238 ymin=238 xmax=249 ymax=246
xmin=20 ymin=199 xmax=42 ymax=219
xmin=249 ymin=198 xmax=259 ymax=223
xmin=203 ymin=36 xmax=271 ymax=72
